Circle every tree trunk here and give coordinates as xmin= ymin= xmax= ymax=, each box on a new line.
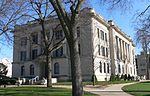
xmin=146 ymin=53 xmax=150 ymax=80
xmin=46 ymin=50 xmax=52 ymax=87
xmin=68 ymin=29 xmax=83 ymax=96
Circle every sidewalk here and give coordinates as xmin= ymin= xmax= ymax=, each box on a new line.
xmin=54 ymin=82 xmax=136 ymax=96
xmin=84 ymin=83 xmax=136 ymax=96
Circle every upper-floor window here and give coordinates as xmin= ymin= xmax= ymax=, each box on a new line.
xmin=32 ymin=49 xmax=38 ymax=59
xmin=78 ymin=44 xmax=80 ymax=55
xmin=105 ymin=33 xmax=107 ymax=42
xmin=116 ymin=36 xmax=119 ymax=59
xmin=97 ymin=28 xmax=100 ymax=38
xmin=20 ymin=51 xmax=26 ymax=61
xmin=77 ymin=27 xmax=80 ymax=37
xmin=98 ymin=45 xmax=100 ymax=55
xmin=55 ymin=30 xmax=63 ymax=40
xmin=21 ymin=37 xmax=27 ymax=46
xmin=101 ymin=30 xmax=104 ymax=40
xmin=101 ymin=46 xmax=105 ymax=56
xmin=30 ymin=64 xmax=34 ymax=75
xmin=21 ymin=65 xmax=25 ymax=76
xmin=54 ymin=62 xmax=59 ymax=74
xmin=106 ymin=48 xmax=108 ymax=57
xmin=32 ymin=33 xmax=38 ymax=44
xmin=53 ymin=47 xmax=63 ymax=57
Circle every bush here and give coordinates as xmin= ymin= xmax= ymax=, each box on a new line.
xmin=124 ymin=74 xmax=128 ymax=81
xmin=0 ymin=79 xmax=16 ymax=85
xmin=120 ymin=74 xmax=124 ymax=80
xmin=127 ymin=74 xmax=131 ymax=80
xmin=115 ymin=74 xmax=120 ymax=81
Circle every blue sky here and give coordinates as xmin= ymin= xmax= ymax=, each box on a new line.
xmin=0 ymin=1 xmax=149 ymax=61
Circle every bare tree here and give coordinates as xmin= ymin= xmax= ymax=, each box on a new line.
xmin=0 ymin=63 xmax=8 ymax=76
xmin=0 ymin=0 xmax=28 ymax=40
xmin=49 ymin=0 xmax=85 ymax=96
xmin=21 ymin=0 xmax=66 ymax=87
xmin=135 ymin=16 xmax=150 ymax=79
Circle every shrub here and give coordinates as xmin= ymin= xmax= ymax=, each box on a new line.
xmin=127 ymin=74 xmax=132 ymax=80
xmin=120 ymin=74 xmax=124 ymax=80
xmin=124 ymin=74 xmax=128 ymax=81
xmin=115 ymin=74 xmax=120 ymax=81
xmin=0 ymin=79 xmax=16 ymax=85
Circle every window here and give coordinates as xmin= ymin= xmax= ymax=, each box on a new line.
xmin=106 ymin=48 xmax=108 ymax=57
xmin=78 ymin=44 xmax=80 ymax=54
xmin=104 ymin=63 xmax=106 ymax=73
xmin=119 ymin=39 xmax=122 ymax=59
xmin=54 ymin=62 xmax=59 ymax=74
xmin=101 ymin=30 xmax=104 ymax=40
xmin=55 ymin=30 xmax=63 ymax=40
xmin=32 ymin=49 xmax=38 ymax=59
xmin=118 ymin=64 xmax=121 ymax=73
xmin=30 ymin=64 xmax=34 ymax=75
xmin=32 ymin=33 xmax=38 ymax=44
xmin=105 ymin=33 xmax=107 ymax=41
xmin=53 ymin=47 xmax=63 ymax=57
xmin=107 ymin=63 xmax=109 ymax=73
xmin=20 ymin=51 xmax=26 ymax=61
xmin=98 ymin=45 xmax=100 ymax=55
xmin=97 ymin=28 xmax=100 ymax=38
xmin=99 ymin=62 xmax=102 ymax=73
xmin=101 ymin=46 xmax=105 ymax=56
xmin=21 ymin=66 xmax=25 ymax=76
xmin=116 ymin=36 xmax=119 ymax=59
xmin=21 ymin=37 xmax=27 ymax=46
xmin=77 ymin=27 xmax=80 ymax=37
xmin=122 ymin=65 xmax=124 ymax=74
xmin=130 ymin=67 xmax=132 ymax=74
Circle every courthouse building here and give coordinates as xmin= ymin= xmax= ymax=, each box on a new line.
xmin=12 ymin=8 xmax=137 ymax=81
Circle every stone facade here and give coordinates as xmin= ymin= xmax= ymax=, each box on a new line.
xmin=12 ymin=7 xmax=137 ymax=81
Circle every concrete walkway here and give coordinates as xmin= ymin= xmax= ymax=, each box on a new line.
xmin=84 ymin=83 xmax=136 ymax=96
xmin=54 ymin=82 xmax=136 ymax=96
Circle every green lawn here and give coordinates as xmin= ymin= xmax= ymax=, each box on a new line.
xmin=122 ymin=82 xmax=150 ymax=96
xmin=55 ymin=80 xmax=136 ymax=86
xmin=0 ymin=87 xmax=97 ymax=96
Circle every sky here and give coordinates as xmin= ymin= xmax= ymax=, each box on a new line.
xmin=0 ymin=0 xmax=149 ymax=61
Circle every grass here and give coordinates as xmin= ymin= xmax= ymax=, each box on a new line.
xmin=0 ymin=87 xmax=98 ymax=96
xmin=55 ymin=80 xmax=136 ymax=86
xmin=122 ymin=82 xmax=150 ymax=96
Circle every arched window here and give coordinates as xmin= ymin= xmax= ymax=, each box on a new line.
xmin=30 ymin=64 xmax=34 ymax=75
xmin=54 ymin=63 xmax=59 ymax=74
xmin=21 ymin=66 xmax=25 ymax=76
xmin=99 ymin=62 xmax=102 ymax=73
